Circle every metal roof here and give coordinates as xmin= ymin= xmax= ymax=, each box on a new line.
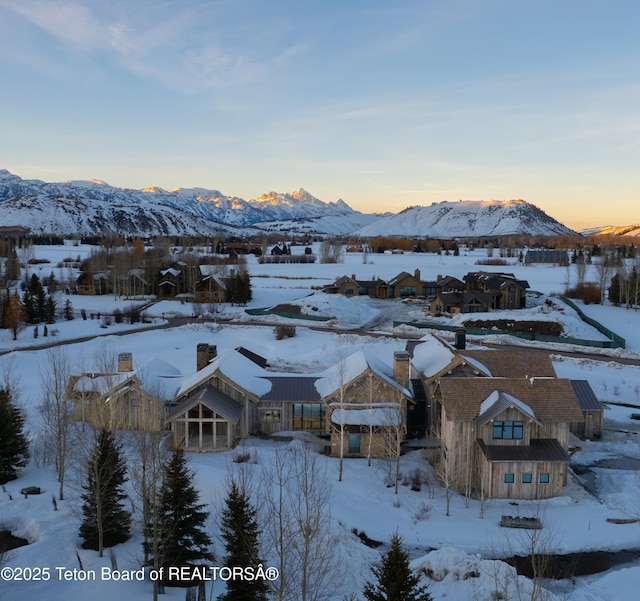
xmin=260 ymin=376 xmax=321 ymax=402
xmin=168 ymin=384 xmax=243 ymax=424
xmin=478 ymin=438 xmax=569 ymax=463
xmin=570 ymin=380 xmax=603 ymax=412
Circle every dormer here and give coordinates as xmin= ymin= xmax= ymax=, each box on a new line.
xmin=475 ymin=390 xmax=543 ymax=446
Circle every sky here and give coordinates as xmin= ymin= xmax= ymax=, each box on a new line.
xmin=1 ymin=0 xmax=639 ymax=230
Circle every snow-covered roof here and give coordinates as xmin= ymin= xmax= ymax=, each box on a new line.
xmin=160 ymin=267 xmax=181 ymax=277
xmin=176 ymin=348 xmax=272 ymax=399
xmin=315 ymin=350 xmax=410 ymax=399
xmin=410 ymin=335 xmax=457 ymax=379
xmin=331 ymin=405 xmax=402 ymax=427
xmin=476 ymin=390 xmax=540 ymax=425
xmin=73 ymin=373 xmax=130 ymax=395
xmin=136 ymin=357 xmax=183 ymax=400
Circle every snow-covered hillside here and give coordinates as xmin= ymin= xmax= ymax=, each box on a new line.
xmin=356 ymin=199 xmax=577 ymax=238
xmin=580 ymin=224 xmax=640 ymax=237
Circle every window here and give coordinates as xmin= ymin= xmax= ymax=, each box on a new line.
xmin=539 ymin=473 xmax=550 ymax=484
xmin=504 ymin=473 xmax=514 ymax=484
xmin=260 ymin=409 xmax=280 ymax=423
xmin=492 ymin=421 xmax=524 ymax=440
xmin=348 ymin=433 xmax=361 ymax=454
xmin=522 ymin=473 xmax=533 ymax=484
xmin=293 ymin=404 xmax=326 ymax=431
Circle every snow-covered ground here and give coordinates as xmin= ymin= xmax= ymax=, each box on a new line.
xmin=2 ymin=244 xmax=640 ymax=600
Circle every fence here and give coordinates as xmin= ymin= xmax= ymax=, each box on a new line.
xmin=245 ymin=308 xmax=332 ymax=322
xmin=393 ymin=311 xmax=626 ymax=350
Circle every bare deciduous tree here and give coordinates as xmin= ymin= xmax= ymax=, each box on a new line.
xmin=40 ymin=346 xmax=73 ymax=500
xmin=260 ymin=442 xmax=343 ymax=601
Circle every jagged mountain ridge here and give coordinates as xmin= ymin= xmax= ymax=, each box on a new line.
xmin=579 ymin=224 xmax=640 ymax=237
xmin=355 ymin=199 xmax=578 ymax=238
xmin=1 ymin=170 xmax=579 ymax=238
xmin=0 ymin=169 xmax=362 ymax=236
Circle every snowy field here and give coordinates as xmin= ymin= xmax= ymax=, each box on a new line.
xmin=2 ymin=244 xmax=640 ymax=600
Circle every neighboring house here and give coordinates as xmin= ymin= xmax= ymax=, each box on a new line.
xmin=525 ymin=249 xmax=569 ymax=266
xmin=118 ymin=268 xmax=150 ymax=298
xmin=389 ymin=269 xmax=423 ymax=297
xmin=464 ymin=272 xmax=529 ymax=310
xmin=325 ymin=275 xmax=389 ymax=299
xmin=194 ymin=274 xmax=226 ymax=304
xmin=434 ymin=377 xmax=584 ymax=499
xmin=76 ymin=271 xmax=110 ymax=295
xmin=429 ymin=291 xmax=493 ymax=314
xmin=326 ymin=275 xmax=360 ymax=297
xmin=436 ymin=275 xmax=465 ymax=293
xmin=157 ymin=267 xmax=183 ymax=298
xmin=67 ymin=352 xmax=168 ymax=431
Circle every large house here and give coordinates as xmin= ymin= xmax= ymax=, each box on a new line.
xmin=65 ymin=334 xmax=601 ymax=500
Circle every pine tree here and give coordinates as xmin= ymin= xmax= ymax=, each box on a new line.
xmin=148 ymin=448 xmax=212 ymax=582
xmin=0 ymin=388 xmax=30 ymax=485
xmin=363 ymin=533 xmax=432 ymax=601
xmin=220 ymin=481 xmax=267 ymax=601
xmin=79 ymin=430 xmax=131 ymax=556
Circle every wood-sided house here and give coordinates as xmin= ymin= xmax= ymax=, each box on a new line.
xmin=66 ymin=352 xmax=167 ymax=431
xmin=76 ymin=271 xmax=110 ymax=295
xmin=464 ymin=271 xmax=529 ymax=310
xmin=325 ymin=275 xmax=389 ymax=299
xmin=157 ymin=267 xmax=183 ymax=298
xmin=320 ymin=351 xmax=413 ymax=459
xmin=435 ymin=377 xmax=584 ymax=499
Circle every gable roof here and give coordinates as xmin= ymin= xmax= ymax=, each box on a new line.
xmin=570 ymin=380 xmax=603 ymax=412
xmin=476 ymin=390 xmax=542 ymax=426
xmin=176 ymin=348 xmax=271 ymax=399
xmin=408 ymin=335 xmax=458 ymax=379
xmin=315 ymin=350 xmax=411 ymax=399
xmin=168 ymin=384 xmax=243 ymax=424
xmin=458 ymin=349 xmax=556 ymax=378
xmin=438 ymin=377 xmax=584 ymax=422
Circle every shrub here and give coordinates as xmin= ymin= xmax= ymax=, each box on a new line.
xmin=274 ymin=325 xmax=297 ymax=340
xmin=564 ymin=282 xmax=601 ymax=304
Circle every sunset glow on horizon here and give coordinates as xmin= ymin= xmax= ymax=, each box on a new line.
xmin=1 ymin=1 xmax=640 ymax=231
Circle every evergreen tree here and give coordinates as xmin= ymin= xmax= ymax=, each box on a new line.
xmin=0 ymin=388 xmax=30 ymax=485
xmin=148 ymin=448 xmax=212 ymax=581
xmin=63 ymin=298 xmax=74 ymax=320
xmin=220 ymin=481 xmax=267 ymax=601
xmin=363 ymin=533 xmax=432 ymax=601
xmin=79 ymin=430 xmax=131 ymax=556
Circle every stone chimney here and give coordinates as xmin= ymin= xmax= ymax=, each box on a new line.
xmin=437 ymin=274 xmax=443 ymax=282
xmin=414 ymin=268 xmax=421 ymax=281
xmin=393 ymin=351 xmax=410 ymax=389
xmin=118 ymin=352 xmax=133 ymax=373
xmin=197 ymin=343 xmax=218 ymax=371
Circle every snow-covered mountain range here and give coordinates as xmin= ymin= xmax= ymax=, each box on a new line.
xmin=354 ymin=200 xmax=578 ymax=238
xmin=0 ymin=170 xmax=369 ymax=237
xmin=1 ymin=170 xmax=580 ymax=238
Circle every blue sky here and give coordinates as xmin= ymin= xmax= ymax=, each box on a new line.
xmin=1 ymin=0 xmax=639 ymax=230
